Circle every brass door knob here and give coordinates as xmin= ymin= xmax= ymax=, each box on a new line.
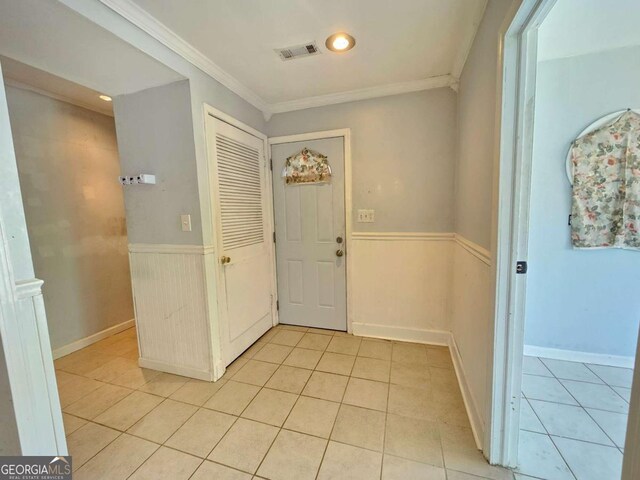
xmin=336 ymin=249 xmax=344 ymax=257
xmin=220 ymin=256 xmax=231 ymax=264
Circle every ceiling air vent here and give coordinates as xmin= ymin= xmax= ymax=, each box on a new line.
xmin=275 ymin=41 xmax=320 ymax=61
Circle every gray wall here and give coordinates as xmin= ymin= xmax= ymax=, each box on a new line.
xmin=455 ymin=0 xmax=515 ymax=249
xmin=525 ymin=46 xmax=640 ymax=357
xmin=114 ymin=80 xmax=202 ymax=245
xmin=6 ymin=86 xmax=134 ymax=350
xmin=267 ymin=89 xmax=457 ymax=233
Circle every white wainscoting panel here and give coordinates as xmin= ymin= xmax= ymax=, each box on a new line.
xmin=450 ymin=235 xmax=493 ymax=447
xmin=129 ymin=246 xmax=215 ymax=380
xmin=350 ymin=232 xmax=453 ymax=337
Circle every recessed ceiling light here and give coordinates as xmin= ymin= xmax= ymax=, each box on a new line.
xmin=325 ymin=32 xmax=356 ymax=53
xmin=99 ymin=95 xmax=112 ymax=102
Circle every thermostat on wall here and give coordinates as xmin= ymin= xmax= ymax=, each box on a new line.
xmin=118 ymin=174 xmax=156 ymax=185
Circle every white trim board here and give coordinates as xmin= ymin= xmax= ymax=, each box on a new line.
xmin=352 ymin=322 xmax=484 ymax=450
xmin=138 ymin=357 xmax=214 ymax=382
xmin=524 ymin=345 xmax=635 ymax=369
xmin=128 ymin=243 xmax=215 ymax=255
xmin=352 ymin=322 xmax=450 ymax=346
xmin=352 ymin=232 xmax=454 ymax=242
xmin=454 ymin=234 xmax=491 ymax=265
xmin=268 ymin=76 xmax=455 ymax=114
xmin=52 ymin=318 xmax=135 ymax=359
xmin=449 ymin=335 xmax=484 ymax=450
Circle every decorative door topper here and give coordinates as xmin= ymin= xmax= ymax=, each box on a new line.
xmin=282 ymin=147 xmax=332 ymax=185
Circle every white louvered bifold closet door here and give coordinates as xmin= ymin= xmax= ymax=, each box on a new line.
xmin=207 ymin=115 xmax=273 ymax=366
xmin=217 ymin=133 xmax=265 ymax=252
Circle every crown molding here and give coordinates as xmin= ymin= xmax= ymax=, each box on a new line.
xmin=99 ymin=0 xmax=270 ymax=114
xmin=269 ymin=75 xmax=455 ymax=114
xmin=450 ymin=0 xmax=488 ymax=80
xmin=98 ymin=0 xmax=466 ymax=117
xmin=4 ymin=78 xmax=114 ymax=117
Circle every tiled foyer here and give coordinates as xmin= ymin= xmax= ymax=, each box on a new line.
xmin=516 ymin=356 xmax=631 ymax=480
xmin=56 ymin=324 xmax=513 ymax=480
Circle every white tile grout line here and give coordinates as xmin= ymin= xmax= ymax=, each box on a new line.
xmin=522 ymin=356 xmax=631 ymax=480
xmin=61 ymin=326 xmax=478 ymax=479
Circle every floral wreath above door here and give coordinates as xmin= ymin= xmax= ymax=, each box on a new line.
xmin=282 ymin=147 xmax=332 ymax=185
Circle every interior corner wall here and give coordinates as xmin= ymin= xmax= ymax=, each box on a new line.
xmin=267 ymin=89 xmax=457 ymax=339
xmin=451 ymin=0 xmax=517 ymax=443
xmin=524 ymin=46 xmax=640 ymax=359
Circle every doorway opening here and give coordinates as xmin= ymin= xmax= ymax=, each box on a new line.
xmin=492 ymin=0 xmax=640 ymax=478
xmin=269 ymin=130 xmax=352 ymax=332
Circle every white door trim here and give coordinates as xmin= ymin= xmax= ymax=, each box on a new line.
xmin=268 ymin=129 xmax=353 ymax=333
xmin=202 ymin=104 xmax=277 ymax=377
xmin=488 ymin=0 xmax=557 ymax=467
xmin=492 ymin=1 xmax=640 ymax=473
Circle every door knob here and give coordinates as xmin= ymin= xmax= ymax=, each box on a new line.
xmin=220 ymin=256 xmax=231 ymax=264
xmin=336 ymin=249 xmax=344 ymax=257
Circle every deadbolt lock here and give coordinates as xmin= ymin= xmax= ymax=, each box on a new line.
xmin=220 ymin=256 xmax=231 ymax=265
xmin=336 ymin=236 xmax=343 ymax=243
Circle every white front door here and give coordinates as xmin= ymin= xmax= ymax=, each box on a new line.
xmin=271 ymin=137 xmax=346 ymax=331
xmin=206 ymin=115 xmax=274 ymax=365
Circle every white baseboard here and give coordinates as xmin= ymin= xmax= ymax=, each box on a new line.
xmin=138 ymin=357 xmax=214 ymax=382
xmin=449 ymin=336 xmax=484 ymax=450
xmin=524 ymin=345 xmax=635 ymax=369
xmin=52 ymin=319 xmax=135 ymax=359
xmin=351 ymin=322 xmax=450 ymax=346
xmin=352 ymin=322 xmax=484 ymax=450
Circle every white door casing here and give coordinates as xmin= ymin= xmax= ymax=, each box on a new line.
xmin=206 ymin=114 xmax=274 ymax=366
xmin=271 ymin=137 xmax=347 ymax=331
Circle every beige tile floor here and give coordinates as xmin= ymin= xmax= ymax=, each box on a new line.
xmin=56 ymin=324 xmax=514 ymax=480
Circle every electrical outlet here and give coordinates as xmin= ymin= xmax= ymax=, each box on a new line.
xmin=181 ymin=214 xmax=192 ymax=232
xmin=357 ymin=209 xmax=375 ymax=223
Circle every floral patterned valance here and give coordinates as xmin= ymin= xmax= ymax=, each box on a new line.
xmin=282 ymin=148 xmax=332 ymax=185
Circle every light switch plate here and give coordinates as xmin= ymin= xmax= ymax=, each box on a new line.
xmin=357 ymin=209 xmax=375 ymax=223
xmin=181 ymin=214 xmax=192 ymax=232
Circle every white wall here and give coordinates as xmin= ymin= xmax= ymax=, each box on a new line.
xmin=6 ymin=86 xmax=134 ymax=351
xmin=524 ymin=46 xmax=640 ymax=359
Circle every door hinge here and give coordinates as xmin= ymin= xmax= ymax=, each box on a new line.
xmin=270 ymin=158 xmax=273 ymax=171
xmin=273 ymin=231 xmax=276 ymax=243
xmin=276 ymin=300 xmax=279 ymax=311
xmin=516 ymin=261 xmax=528 ymax=274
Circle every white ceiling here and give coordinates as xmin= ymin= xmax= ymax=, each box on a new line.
xmin=1 ymin=56 xmax=114 ymax=116
xmin=126 ymin=0 xmax=486 ymax=107
xmin=0 ymin=0 xmax=183 ymax=97
xmin=539 ymin=0 xmax=640 ymax=61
